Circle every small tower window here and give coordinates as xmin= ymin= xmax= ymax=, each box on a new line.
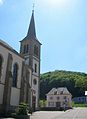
xmin=23 ymin=45 xmax=26 ymax=54
xmin=35 ymin=63 xmax=37 ymax=73
xmin=23 ymin=44 xmax=29 ymax=54
xmin=12 ymin=63 xmax=18 ymax=87
xmin=0 ymin=55 xmax=3 ymax=79
xmin=26 ymin=44 xmax=29 ymax=53
xmin=34 ymin=45 xmax=38 ymax=56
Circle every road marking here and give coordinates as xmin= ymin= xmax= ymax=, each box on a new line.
xmin=72 ymin=109 xmax=79 ymax=119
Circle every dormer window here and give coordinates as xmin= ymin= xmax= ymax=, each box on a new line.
xmin=64 ymin=96 xmax=67 ymax=99
xmin=54 ymin=91 xmax=57 ymax=95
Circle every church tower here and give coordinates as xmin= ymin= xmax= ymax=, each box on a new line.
xmin=20 ymin=10 xmax=41 ymax=109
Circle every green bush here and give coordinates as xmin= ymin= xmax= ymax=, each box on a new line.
xmin=16 ymin=103 xmax=28 ymax=115
xmin=39 ymin=100 xmax=47 ymax=107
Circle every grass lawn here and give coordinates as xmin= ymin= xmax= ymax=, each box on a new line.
xmin=72 ymin=102 xmax=87 ymax=107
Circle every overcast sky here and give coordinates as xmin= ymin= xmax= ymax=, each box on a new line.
xmin=0 ymin=0 xmax=87 ymax=73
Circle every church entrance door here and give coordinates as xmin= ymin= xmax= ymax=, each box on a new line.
xmin=32 ymin=96 xmax=36 ymax=111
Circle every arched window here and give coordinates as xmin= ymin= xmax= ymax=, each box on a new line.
xmin=12 ymin=63 xmax=18 ymax=87
xmin=0 ymin=55 xmax=3 ymax=79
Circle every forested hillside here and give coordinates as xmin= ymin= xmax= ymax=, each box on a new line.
xmin=40 ymin=70 xmax=87 ymax=99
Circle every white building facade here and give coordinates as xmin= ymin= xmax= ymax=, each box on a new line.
xmin=46 ymin=87 xmax=72 ymax=109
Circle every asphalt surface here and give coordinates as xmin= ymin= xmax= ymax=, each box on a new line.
xmin=1 ymin=107 xmax=87 ymax=119
xmin=30 ymin=107 xmax=87 ymax=119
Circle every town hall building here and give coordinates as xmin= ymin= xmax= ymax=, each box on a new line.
xmin=0 ymin=10 xmax=41 ymax=114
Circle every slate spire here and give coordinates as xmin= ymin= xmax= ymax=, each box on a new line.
xmin=27 ymin=9 xmax=36 ymax=38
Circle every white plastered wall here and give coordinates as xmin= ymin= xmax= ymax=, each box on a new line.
xmin=10 ymin=51 xmax=24 ymax=106
xmin=10 ymin=88 xmax=20 ymax=106
xmin=47 ymin=94 xmax=72 ymax=107
xmin=0 ymin=45 xmax=24 ymax=87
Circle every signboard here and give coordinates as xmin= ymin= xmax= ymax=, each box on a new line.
xmin=85 ymin=91 xmax=87 ymax=96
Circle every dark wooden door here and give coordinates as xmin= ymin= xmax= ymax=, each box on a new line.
xmin=32 ymin=96 xmax=36 ymax=111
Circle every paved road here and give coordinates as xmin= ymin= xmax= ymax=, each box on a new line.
xmin=1 ymin=107 xmax=87 ymax=119
xmin=30 ymin=107 xmax=87 ymax=119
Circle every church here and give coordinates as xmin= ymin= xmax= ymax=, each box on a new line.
xmin=0 ymin=10 xmax=41 ymax=114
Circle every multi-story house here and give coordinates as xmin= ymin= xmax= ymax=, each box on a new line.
xmin=46 ymin=87 xmax=72 ymax=109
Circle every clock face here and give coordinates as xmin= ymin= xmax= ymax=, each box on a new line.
xmin=25 ymin=58 xmax=29 ymax=65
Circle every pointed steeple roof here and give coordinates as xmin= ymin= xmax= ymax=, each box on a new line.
xmin=27 ymin=10 xmax=36 ymax=39
xmin=20 ymin=9 xmax=42 ymax=45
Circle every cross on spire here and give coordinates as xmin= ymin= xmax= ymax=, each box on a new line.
xmin=32 ymin=3 xmax=35 ymax=13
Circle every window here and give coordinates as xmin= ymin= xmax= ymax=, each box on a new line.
xmin=35 ymin=63 xmax=37 ymax=73
xmin=54 ymin=91 xmax=57 ymax=95
xmin=60 ymin=91 xmax=63 ymax=94
xmin=26 ymin=44 xmax=29 ymax=53
xmin=34 ymin=45 xmax=38 ymax=56
xmin=23 ymin=44 xmax=29 ymax=54
xmin=33 ymin=78 xmax=37 ymax=85
xmin=50 ymin=97 xmax=53 ymax=100
xmin=33 ymin=90 xmax=36 ymax=94
xmin=12 ymin=63 xmax=18 ymax=87
xmin=63 ymin=102 xmax=65 ymax=105
xmin=0 ymin=55 xmax=3 ymax=79
xmin=64 ymin=96 xmax=67 ymax=100
xmin=57 ymin=97 xmax=60 ymax=100
xmin=23 ymin=45 xmax=26 ymax=54
xmin=48 ymin=102 xmax=54 ymax=107
xmin=25 ymin=58 xmax=29 ymax=65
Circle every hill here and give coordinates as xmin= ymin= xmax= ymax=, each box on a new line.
xmin=40 ymin=70 xmax=87 ymax=99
